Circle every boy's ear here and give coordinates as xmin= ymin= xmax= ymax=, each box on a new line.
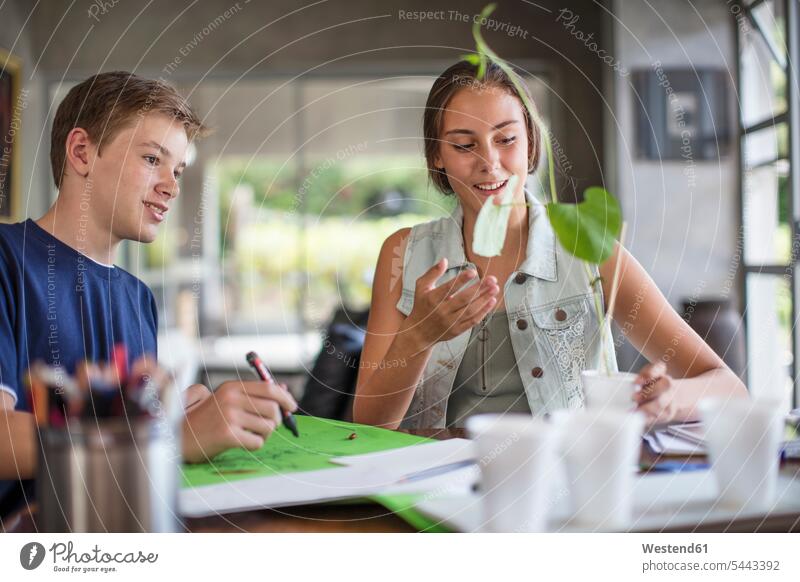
xmin=64 ymin=128 xmax=94 ymax=179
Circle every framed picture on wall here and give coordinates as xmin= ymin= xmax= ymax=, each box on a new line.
xmin=632 ymin=68 xmax=731 ymax=160
xmin=0 ymin=49 xmax=22 ymax=222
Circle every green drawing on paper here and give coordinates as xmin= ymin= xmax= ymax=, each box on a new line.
xmin=181 ymin=415 xmax=431 ymax=488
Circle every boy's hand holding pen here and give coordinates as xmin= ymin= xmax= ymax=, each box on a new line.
xmin=181 ymin=359 xmax=299 ymax=463
xmin=246 ymin=351 xmax=300 ymax=438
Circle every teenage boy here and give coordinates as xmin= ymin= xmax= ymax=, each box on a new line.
xmin=0 ymin=72 xmax=296 ymax=512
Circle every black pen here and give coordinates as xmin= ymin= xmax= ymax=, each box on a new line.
xmin=246 ymin=351 xmax=299 ymax=438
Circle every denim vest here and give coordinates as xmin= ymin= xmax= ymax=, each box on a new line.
xmin=396 ymin=191 xmax=618 ymax=429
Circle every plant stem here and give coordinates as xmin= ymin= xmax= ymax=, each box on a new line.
xmin=583 ymin=222 xmax=628 ymax=376
xmin=472 ymin=5 xmax=558 ymax=205
xmin=604 ymin=222 xmax=628 ymax=323
xmin=583 ymin=261 xmax=610 ymax=375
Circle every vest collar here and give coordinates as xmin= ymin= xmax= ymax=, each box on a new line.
xmin=444 ymin=188 xmax=558 ymax=282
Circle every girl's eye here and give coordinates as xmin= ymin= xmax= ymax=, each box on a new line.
xmin=498 ymin=136 xmax=516 ymax=145
xmin=453 ymin=143 xmax=474 ymax=152
xmin=144 ymin=155 xmax=158 ymax=165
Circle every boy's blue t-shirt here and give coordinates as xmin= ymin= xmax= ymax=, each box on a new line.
xmin=0 ymin=220 xmax=158 ymax=509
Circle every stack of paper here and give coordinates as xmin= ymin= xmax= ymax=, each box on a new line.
xmin=179 ymin=416 xmax=478 ymax=517
xmin=643 ymin=422 xmax=706 ymax=456
xmin=643 ymin=420 xmax=800 ymax=457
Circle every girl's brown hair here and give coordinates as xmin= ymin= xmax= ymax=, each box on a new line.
xmin=423 ymin=60 xmax=542 ymax=194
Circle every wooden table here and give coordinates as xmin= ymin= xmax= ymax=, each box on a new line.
xmin=3 ymin=428 xmax=799 ymax=533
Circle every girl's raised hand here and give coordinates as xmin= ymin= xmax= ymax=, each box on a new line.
xmin=401 ymin=258 xmax=500 ymax=349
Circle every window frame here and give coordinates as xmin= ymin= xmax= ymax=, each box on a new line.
xmin=737 ymin=0 xmax=799 ymax=409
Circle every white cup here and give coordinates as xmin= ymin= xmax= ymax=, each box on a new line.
xmin=699 ymin=397 xmax=784 ymax=512
xmin=581 ymin=370 xmax=638 ymax=411
xmin=466 ymin=413 xmax=556 ymax=532
xmin=556 ymin=409 xmax=645 ymax=529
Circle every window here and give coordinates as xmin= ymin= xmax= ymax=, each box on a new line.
xmin=738 ymin=0 xmax=798 ymax=410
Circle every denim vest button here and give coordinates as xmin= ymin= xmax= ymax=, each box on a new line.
xmin=531 ymin=367 xmax=544 ymax=378
xmin=514 ymin=272 xmax=527 ymax=285
xmin=555 ymin=308 xmax=567 ymax=321
xmin=516 ymin=319 xmax=528 ymax=330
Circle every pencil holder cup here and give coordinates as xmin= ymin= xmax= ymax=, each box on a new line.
xmin=36 ymin=416 xmax=181 ymax=532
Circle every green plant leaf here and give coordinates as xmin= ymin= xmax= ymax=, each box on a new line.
xmin=545 ymin=187 xmax=622 ymax=264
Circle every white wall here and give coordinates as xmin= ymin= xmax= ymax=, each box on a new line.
xmin=607 ymin=0 xmax=739 ymax=368
xmin=612 ymin=0 xmax=738 ymax=302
